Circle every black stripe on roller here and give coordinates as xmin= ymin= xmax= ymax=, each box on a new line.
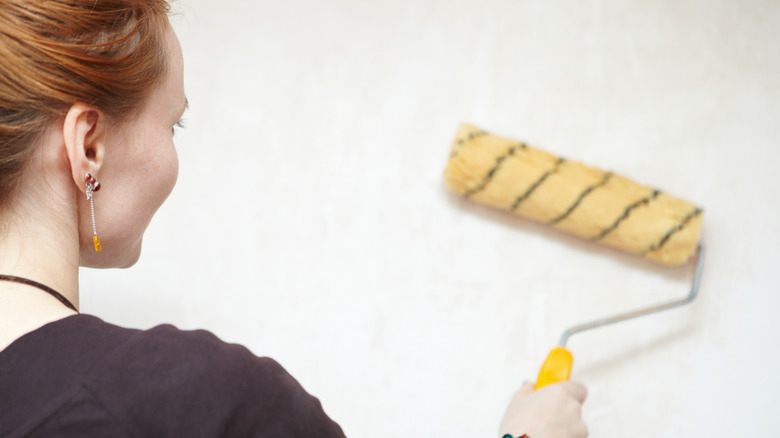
xmin=450 ymin=130 xmax=488 ymax=158
xmin=509 ymin=158 xmax=565 ymax=212
xmin=592 ymin=189 xmax=661 ymax=241
xmin=464 ymin=143 xmax=526 ymax=198
xmin=644 ymin=207 xmax=703 ymax=254
xmin=549 ymin=171 xmax=613 ymax=225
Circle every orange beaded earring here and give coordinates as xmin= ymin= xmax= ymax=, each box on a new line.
xmin=85 ymin=173 xmax=102 ymax=252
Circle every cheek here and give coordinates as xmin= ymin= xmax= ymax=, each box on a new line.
xmin=132 ymin=137 xmax=178 ymax=219
xmin=157 ymin=143 xmax=179 ymax=204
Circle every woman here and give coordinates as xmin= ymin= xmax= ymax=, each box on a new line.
xmin=0 ymin=1 xmax=587 ymax=436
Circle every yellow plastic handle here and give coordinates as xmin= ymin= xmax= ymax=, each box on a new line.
xmin=534 ymin=346 xmax=574 ymax=390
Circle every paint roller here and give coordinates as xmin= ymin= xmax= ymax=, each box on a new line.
xmin=443 ymin=123 xmax=705 ymax=388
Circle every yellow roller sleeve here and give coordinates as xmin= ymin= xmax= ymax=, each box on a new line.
xmin=443 ymin=124 xmax=703 ymax=266
xmin=534 ymin=346 xmax=574 ymax=390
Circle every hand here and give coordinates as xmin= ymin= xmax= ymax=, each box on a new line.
xmin=499 ymin=381 xmax=588 ymax=438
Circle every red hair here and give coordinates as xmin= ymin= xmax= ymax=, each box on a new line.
xmin=0 ymin=0 xmax=171 ymax=208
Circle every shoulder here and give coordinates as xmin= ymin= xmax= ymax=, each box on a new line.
xmin=2 ymin=315 xmax=343 ymax=437
xmin=89 ymin=320 xmax=344 ymax=437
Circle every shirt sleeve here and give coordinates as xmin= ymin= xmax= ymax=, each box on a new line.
xmin=87 ymin=324 xmax=345 ymax=438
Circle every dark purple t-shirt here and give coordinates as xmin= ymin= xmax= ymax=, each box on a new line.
xmin=0 ymin=315 xmax=345 ymax=437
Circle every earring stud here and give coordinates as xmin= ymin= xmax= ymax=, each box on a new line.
xmin=85 ymin=173 xmax=102 ymax=252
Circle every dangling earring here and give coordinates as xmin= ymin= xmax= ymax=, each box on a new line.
xmin=85 ymin=173 xmax=102 ymax=252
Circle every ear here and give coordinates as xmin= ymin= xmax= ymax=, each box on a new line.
xmin=62 ymin=103 xmax=108 ymax=194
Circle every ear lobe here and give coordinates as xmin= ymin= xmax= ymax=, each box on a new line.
xmin=62 ymin=103 xmax=108 ymax=194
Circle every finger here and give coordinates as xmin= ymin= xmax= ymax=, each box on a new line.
xmin=573 ymin=422 xmax=589 ymax=438
xmin=562 ymin=380 xmax=588 ymax=403
xmin=515 ymin=381 xmax=535 ymax=398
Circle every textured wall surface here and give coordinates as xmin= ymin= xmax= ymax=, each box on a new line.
xmin=82 ymin=1 xmax=780 ymax=436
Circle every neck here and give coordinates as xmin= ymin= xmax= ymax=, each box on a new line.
xmin=0 ymin=201 xmax=81 ymax=352
xmin=0 ymin=223 xmax=81 ymax=353
xmin=0 ymin=131 xmax=87 ymax=351
xmin=0 ymin=195 xmax=81 ymax=314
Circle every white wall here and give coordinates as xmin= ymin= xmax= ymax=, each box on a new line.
xmin=82 ymin=1 xmax=780 ymax=436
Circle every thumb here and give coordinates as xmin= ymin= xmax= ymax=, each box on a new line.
xmin=517 ymin=381 xmax=535 ymax=398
